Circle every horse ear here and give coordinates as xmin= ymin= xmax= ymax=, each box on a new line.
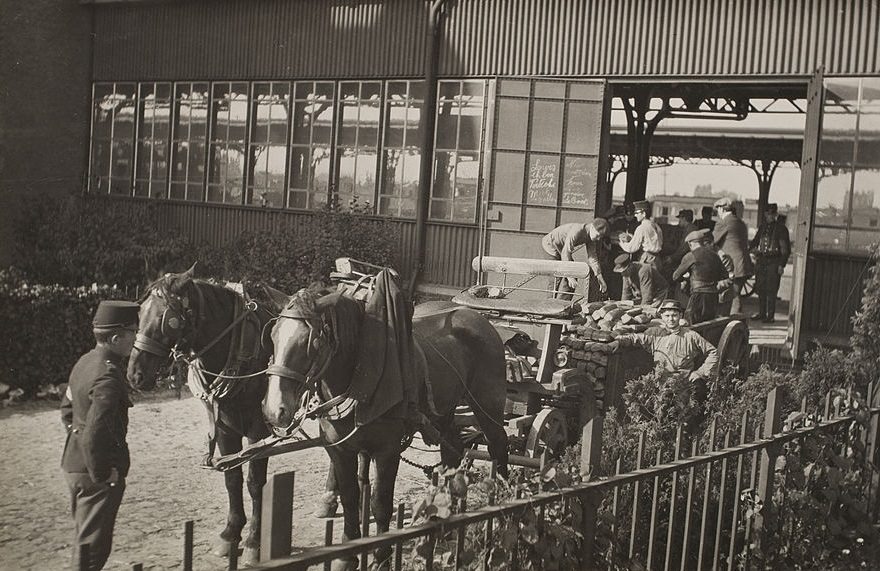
xmin=184 ymin=262 xmax=198 ymax=279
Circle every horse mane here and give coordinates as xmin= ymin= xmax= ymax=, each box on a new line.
xmin=285 ymin=289 xmax=363 ymax=359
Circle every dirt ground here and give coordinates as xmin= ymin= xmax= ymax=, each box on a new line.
xmin=0 ymin=392 xmax=440 ymax=570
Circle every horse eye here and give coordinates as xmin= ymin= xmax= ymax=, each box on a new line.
xmin=167 ymin=317 xmax=181 ymax=329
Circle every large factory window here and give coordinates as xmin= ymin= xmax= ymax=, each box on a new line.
xmin=247 ymin=82 xmax=290 ymax=208
xmin=169 ymin=83 xmax=209 ymax=201
xmin=430 ymin=80 xmax=487 ymax=223
xmin=134 ymin=83 xmax=172 ymax=198
xmin=379 ymin=80 xmax=424 ymax=218
xmin=89 ymin=83 xmax=137 ymax=195
xmin=814 ymin=78 xmax=880 ymax=254
xmin=289 ymin=81 xmax=335 ymax=209
xmin=335 ymin=81 xmax=382 ymax=210
xmin=207 ymin=82 xmax=249 ymax=204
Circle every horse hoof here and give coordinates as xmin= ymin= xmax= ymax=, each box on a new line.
xmin=331 ymin=558 xmax=358 ymax=571
xmin=213 ymin=539 xmax=232 ymax=557
xmin=241 ymin=546 xmax=260 ymax=566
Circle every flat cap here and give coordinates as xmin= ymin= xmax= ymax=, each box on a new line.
xmin=766 ymin=203 xmax=778 ymax=214
xmin=659 ymin=299 xmax=685 ymax=313
xmin=591 ymin=218 xmax=609 ymax=235
xmin=676 ymin=209 xmax=693 ymax=219
xmin=612 ymin=254 xmax=632 ymax=273
xmin=713 ymin=197 xmax=733 ymax=209
xmin=93 ymin=300 xmax=140 ymax=329
xmin=685 ymin=228 xmax=711 ymax=243
xmin=633 ymin=200 xmax=651 ymax=211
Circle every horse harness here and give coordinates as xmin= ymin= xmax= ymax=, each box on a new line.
xmin=265 ymin=302 xmax=359 ymax=438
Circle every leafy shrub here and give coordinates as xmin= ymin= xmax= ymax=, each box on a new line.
xmin=12 ymin=194 xmax=197 ymax=289
xmin=0 ymin=268 xmax=128 ymax=396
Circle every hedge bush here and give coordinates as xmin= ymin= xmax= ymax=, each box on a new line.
xmin=0 ymin=268 xmax=128 ymax=397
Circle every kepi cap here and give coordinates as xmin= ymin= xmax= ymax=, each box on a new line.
xmin=633 ymin=200 xmax=651 ymax=212
xmin=659 ymin=299 xmax=685 ymax=313
xmin=685 ymin=228 xmax=711 ymax=244
xmin=612 ymin=254 xmax=632 ymax=273
xmin=766 ymin=203 xmax=778 ymax=214
xmin=93 ymin=300 xmax=140 ymax=330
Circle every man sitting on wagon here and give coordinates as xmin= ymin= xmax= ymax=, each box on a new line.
xmin=612 ymin=299 xmax=718 ymax=383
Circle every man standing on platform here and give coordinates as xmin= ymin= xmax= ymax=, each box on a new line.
xmin=750 ymin=203 xmax=791 ymax=322
xmin=541 ymin=218 xmax=610 ymax=298
xmin=613 ymin=253 xmax=669 ymax=307
xmin=619 ymin=199 xmax=663 ymax=266
xmin=674 ymin=229 xmax=728 ymax=324
xmin=712 ymin=197 xmax=754 ymax=315
xmin=61 ymin=300 xmax=139 ymax=570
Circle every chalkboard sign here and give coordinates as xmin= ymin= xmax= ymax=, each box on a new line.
xmin=562 ymin=156 xmax=596 ymax=208
xmin=527 ymin=155 xmax=559 ymax=206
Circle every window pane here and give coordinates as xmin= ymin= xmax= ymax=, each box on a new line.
xmin=340 ymin=101 xmax=359 ymax=146
xmin=852 ymin=168 xmax=880 ymax=227
xmin=491 ymin=152 xmax=525 ymax=204
xmin=90 ymin=139 xmax=111 ymax=192
xmin=815 ymin=168 xmax=853 ymax=225
xmin=354 ymin=150 xmax=377 ymax=200
xmin=382 ymin=149 xmax=404 ymax=200
xmin=436 ymin=98 xmax=459 ymax=149
xmin=857 ymin=78 xmax=880 ymax=167
xmin=850 ymin=229 xmax=880 ymax=253
xmin=531 ymin=100 xmax=564 ymax=152
xmin=430 ymin=199 xmax=452 ymax=221
xmin=358 ymin=100 xmax=381 ymax=147
xmin=812 ymin=226 xmax=847 ymax=251
xmin=495 ymin=99 xmax=529 ymax=150
xmin=821 ymin=78 xmax=860 ymax=166
xmin=385 ymin=99 xmax=407 ymax=147
xmin=312 ymin=146 xmax=331 ymax=196
xmin=313 ymin=101 xmax=335 ymax=144
xmin=458 ymin=99 xmax=483 ymax=151
xmin=289 ymin=146 xmax=310 ymax=190
xmin=432 ymin=151 xmax=455 ymax=199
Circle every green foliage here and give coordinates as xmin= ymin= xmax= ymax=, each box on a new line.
xmin=12 ymin=194 xmax=195 ymax=289
xmin=0 ymin=268 xmax=127 ymax=396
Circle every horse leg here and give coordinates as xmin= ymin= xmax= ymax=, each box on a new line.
xmin=215 ymin=429 xmax=246 ymax=557
xmin=241 ymin=452 xmax=268 ymax=565
xmin=315 ymin=459 xmax=339 ymax=518
xmin=370 ymin=448 xmax=401 ymax=570
xmin=326 ymin=447 xmax=361 ymax=571
xmin=466 ymin=396 xmax=509 ymax=479
xmin=437 ymin=412 xmax=465 ymax=472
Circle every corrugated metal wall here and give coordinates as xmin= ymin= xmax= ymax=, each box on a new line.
xmin=150 ymin=202 xmax=477 ymax=288
xmin=93 ymin=0 xmax=879 ymax=80
xmin=802 ymin=253 xmax=875 ymax=340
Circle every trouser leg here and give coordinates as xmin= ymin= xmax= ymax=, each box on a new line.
xmin=730 ymin=277 xmax=747 ymax=315
xmin=766 ymin=263 xmax=782 ymax=320
xmin=66 ymin=472 xmax=126 ymax=571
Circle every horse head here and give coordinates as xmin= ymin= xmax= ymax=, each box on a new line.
xmin=263 ymin=290 xmax=361 ymax=433
xmin=127 ymin=264 xmax=198 ymax=390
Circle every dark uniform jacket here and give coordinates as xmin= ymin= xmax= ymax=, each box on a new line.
xmin=61 ymin=347 xmax=132 ymax=482
xmin=673 ymin=246 xmax=728 ymax=293
xmin=750 ymin=219 xmax=791 ymax=265
xmin=713 ymin=215 xmax=754 ymax=278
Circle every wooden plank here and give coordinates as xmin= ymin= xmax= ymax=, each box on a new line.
xmin=472 ymin=256 xmax=592 ymax=278
xmin=537 ymin=323 xmax=564 ymax=385
xmin=260 ymin=471 xmax=295 ymax=561
xmin=754 ymin=387 xmax=783 ymax=553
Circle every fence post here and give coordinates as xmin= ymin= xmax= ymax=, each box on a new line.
xmin=866 ymin=381 xmax=880 ymax=520
xmin=260 ymin=471 xmax=295 ymax=561
xmin=579 ymin=415 xmax=604 ymax=566
xmin=754 ymin=386 xmax=783 ymax=557
xmin=182 ymin=520 xmax=194 ymax=571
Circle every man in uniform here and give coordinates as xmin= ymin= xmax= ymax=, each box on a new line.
xmin=619 ymin=199 xmax=663 ymax=266
xmin=673 ymin=229 xmax=728 ymax=324
xmin=613 ymin=253 xmax=669 ymax=307
xmin=750 ymin=203 xmax=791 ymax=322
xmin=541 ymin=218 xmax=610 ymax=298
xmin=61 ymin=300 xmax=139 ymax=570
xmin=712 ymin=197 xmax=754 ymax=315
xmin=612 ymin=299 xmax=718 ymax=382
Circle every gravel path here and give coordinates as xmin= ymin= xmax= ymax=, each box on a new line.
xmin=0 ymin=393 xmax=440 ymax=570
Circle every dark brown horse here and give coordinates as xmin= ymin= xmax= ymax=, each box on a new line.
xmin=127 ymin=266 xmax=286 ymax=564
xmin=263 ymin=289 xmax=509 ymax=569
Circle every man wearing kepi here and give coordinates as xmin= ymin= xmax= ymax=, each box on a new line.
xmin=61 ymin=300 xmax=139 ymax=570
xmin=613 ymin=253 xmax=669 ymax=307
xmin=541 ymin=218 xmax=609 ymax=298
xmin=613 ymin=299 xmax=718 ymax=382
xmin=750 ymin=203 xmax=791 ymax=322
xmin=673 ymin=229 xmax=728 ymax=324
xmin=619 ymin=199 xmax=663 ymax=266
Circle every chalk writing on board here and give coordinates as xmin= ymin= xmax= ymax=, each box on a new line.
xmin=562 ymin=157 xmax=594 ymax=207
xmin=527 ymin=156 xmax=558 ymax=205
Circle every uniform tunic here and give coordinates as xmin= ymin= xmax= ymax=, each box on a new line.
xmin=620 ymin=218 xmax=663 ymax=263
xmin=620 ymin=328 xmax=718 ymax=379
xmin=61 ymin=346 xmax=132 ymax=570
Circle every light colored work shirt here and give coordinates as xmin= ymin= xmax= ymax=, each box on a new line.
xmin=621 ymin=218 xmax=663 ymax=257
xmin=541 ymin=223 xmax=602 ymax=277
xmin=620 ymin=328 xmax=718 ymax=379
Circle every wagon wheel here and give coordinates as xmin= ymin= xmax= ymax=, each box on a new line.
xmin=716 ymin=320 xmax=750 ymax=378
xmin=525 ymin=408 xmax=569 ymax=459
